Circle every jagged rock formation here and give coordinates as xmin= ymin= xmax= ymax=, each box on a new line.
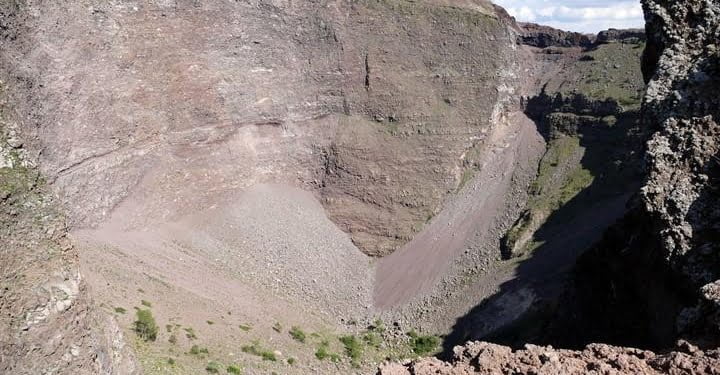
xmin=380 ymin=341 xmax=720 ymax=375
xmin=381 ymin=0 xmax=720 ymax=373
xmin=596 ymin=28 xmax=646 ymax=44
xmin=518 ymin=22 xmax=593 ymax=48
xmin=557 ymin=0 xmax=720 ymax=349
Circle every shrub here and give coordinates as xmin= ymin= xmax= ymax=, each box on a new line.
xmin=370 ymin=319 xmax=385 ymax=333
xmin=314 ymin=345 xmax=329 ymax=360
xmin=167 ymin=358 xmax=175 ymax=365
xmin=133 ymin=309 xmax=158 ymax=342
xmin=407 ymin=330 xmax=439 ymax=355
xmin=184 ymin=327 xmax=197 ymax=340
xmin=141 ymin=300 xmax=152 ymax=307
xmin=227 ymin=364 xmax=242 ymax=374
xmin=339 ymin=335 xmax=362 ymax=363
xmin=315 ymin=341 xmax=340 ymax=362
xmin=289 ymin=326 xmax=306 ymax=343
xmin=190 ymin=345 xmax=209 ymax=356
xmin=114 ymin=307 xmax=127 ymax=314
xmin=238 ymin=324 xmax=252 ymax=332
xmin=205 ymin=361 xmax=221 ymax=373
xmin=206 ymin=320 xmax=214 ymax=325
xmin=287 ymin=357 xmax=296 ymax=365
xmin=241 ymin=342 xmax=277 ymax=361
xmin=362 ymin=332 xmax=382 ymax=348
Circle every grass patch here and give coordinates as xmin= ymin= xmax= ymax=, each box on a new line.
xmin=315 ymin=340 xmax=341 ymax=362
xmin=227 ymin=364 xmax=242 ymax=374
xmin=133 ymin=309 xmax=158 ymax=342
xmin=362 ymin=332 xmax=383 ymax=348
xmin=184 ymin=327 xmax=197 ymax=340
xmin=241 ymin=341 xmax=277 ymax=361
xmin=457 ymin=167 xmax=476 ymax=192
xmin=289 ymin=326 xmax=306 ymax=343
xmin=205 ymin=361 xmax=221 ymax=373
xmin=339 ymin=335 xmax=363 ymax=365
xmin=408 ymin=330 xmax=440 ymax=355
xmin=167 ymin=357 xmax=176 ymax=365
xmin=369 ymin=319 xmax=385 ymax=333
xmin=190 ymin=345 xmax=209 ymax=356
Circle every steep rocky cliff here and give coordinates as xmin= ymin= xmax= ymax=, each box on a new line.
xmin=381 ymin=0 xmax=720 ymax=372
xmin=0 ymin=89 xmax=137 ymax=374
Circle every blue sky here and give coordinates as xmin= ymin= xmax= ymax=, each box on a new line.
xmin=492 ymin=0 xmax=644 ymax=33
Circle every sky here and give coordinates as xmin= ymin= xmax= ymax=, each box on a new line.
xmin=492 ymin=0 xmax=645 ymax=33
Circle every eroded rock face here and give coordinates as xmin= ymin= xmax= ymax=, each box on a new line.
xmin=0 ymin=95 xmax=137 ymax=374
xmin=517 ymin=22 xmax=594 ymax=48
xmin=564 ymin=0 xmax=720 ymax=348
xmin=0 ymin=0 xmax=518 ymax=257
xmin=380 ymin=0 xmax=720 ymax=372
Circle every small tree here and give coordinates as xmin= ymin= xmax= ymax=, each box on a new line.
xmin=134 ymin=309 xmax=158 ymax=341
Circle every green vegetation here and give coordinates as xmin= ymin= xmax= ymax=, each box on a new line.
xmin=205 ymin=361 xmax=221 ymax=373
xmin=566 ymin=42 xmax=646 ymax=108
xmin=505 ymin=135 xmax=596 ymax=257
xmin=362 ymin=331 xmax=383 ymax=348
xmin=114 ymin=307 xmax=127 ymax=314
xmin=167 ymin=358 xmax=176 ymax=365
xmin=289 ymin=326 xmax=306 ymax=343
xmin=241 ymin=341 xmax=277 ymax=361
xmin=133 ymin=309 xmax=158 ymax=342
xmin=339 ymin=335 xmax=363 ymax=364
xmin=287 ymin=357 xmax=296 ymax=365
xmin=315 ymin=340 xmax=340 ymax=362
xmin=370 ymin=319 xmax=385 ymax=333
xmin=407 ymin=330 xmax=439 ymax=355
xmin=184 ymin=327 xmax=197 ymax=340
xmin=141 ymin=300 xmax=152 ymax=308
xmin=190 ymin=345 xmax=209 ymax=356
xmin=206 ymin=320 xmax=214 ymax=325
xmin=238 ymin=324 xmax=252 ymax=332
xmin=457 ymin=167 xmax=476 ymax=192
xmin=227 ymin=364 xmax=242 ymax=374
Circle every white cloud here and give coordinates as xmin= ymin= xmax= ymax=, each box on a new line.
xmin=492 ymin=0 xmax=645 ymax=33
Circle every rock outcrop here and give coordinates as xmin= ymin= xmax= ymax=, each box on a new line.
xmin=380 ymin=341 xmax=720 ymax=375
xmin=0 ymin=93 xmax=137 ymax=373
xmin=596 ymin=28 xmax=646 ymax=44
xmin=381 ymin=0 xmax=720 ymax=372
xmin=517 ymin=22 xmax=594 ymax=48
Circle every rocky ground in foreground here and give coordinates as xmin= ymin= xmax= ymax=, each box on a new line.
xmin=380 ymin=341 xmax=720 ymax=375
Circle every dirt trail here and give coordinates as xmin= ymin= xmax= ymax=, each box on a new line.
xmin=374 ymin=112 xmax=543 ymax=309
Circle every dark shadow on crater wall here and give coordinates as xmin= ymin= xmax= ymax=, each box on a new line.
xmin=440 ymin=91 xmax=648 ymax=358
